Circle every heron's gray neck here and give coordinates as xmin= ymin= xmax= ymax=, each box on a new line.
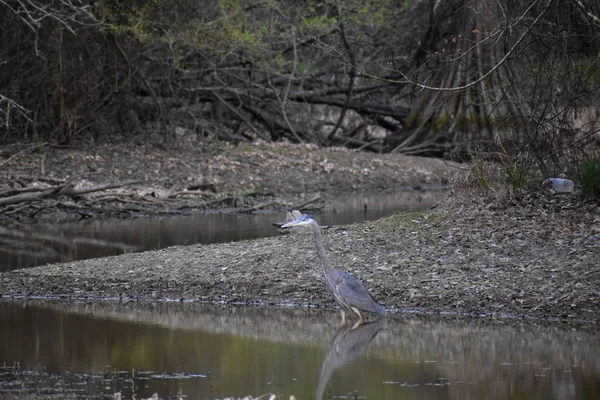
xmin=310 ymin=220 xmax=334 ymax=275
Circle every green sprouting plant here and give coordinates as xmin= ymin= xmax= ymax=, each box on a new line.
xmin=471 ymin=163 xmax=488 ymax=190
xmin=504 ymin=163 xmax=529 ymax=189
xmin=579 ymin=155 xmax=600 ymax=198
xmin=231 ymin=189 xmax=254 ymax=197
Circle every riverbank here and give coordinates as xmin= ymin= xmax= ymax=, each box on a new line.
xmin=0 ymin=140 xmax=598 ymax=325
xmin=0 ymin=191 xmax=598 ymax=325
xmin=0 ymin=140 xmax=456 ymax=222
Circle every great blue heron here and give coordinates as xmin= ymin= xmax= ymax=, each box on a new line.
xmin=281 ymin=211 xmax=386 ymax=324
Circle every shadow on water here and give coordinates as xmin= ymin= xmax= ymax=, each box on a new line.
xmin=0 ymin=300 xmax=598 ymax=399
xmin=0 ymin=189 xmax=446 ymax=271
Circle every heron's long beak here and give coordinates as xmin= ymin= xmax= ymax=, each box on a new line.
xmin=281 ymin=219 xmax=303 ymax=228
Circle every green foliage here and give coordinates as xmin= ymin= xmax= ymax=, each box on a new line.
xmin=342 ymin=0 xmax=393 ymax=26
xmin=437 ymin=112 xmax=450 ymax=130
xmin=472 ymin=163 xmax=488 ymax=190
xmin=235 ymin=143 xmax=254 ymax=153
xmin=94 ymin=0 xmax=166 ymax=40
xmin=404 ymin=114 xmax=421 ymax=128
xmin=90 ymin=0 xmax=406 ymax=88
xmin=504 ymin=165 xmax=528 ymax=189
xmin=302 ymin=0 xmax=395 ymax=32
xmin=430 ymin=113 xmax=450 ymax=132
xmin=579 ymin=155 xmax=600 ymax=199
xmin=469 ymin=153 xmax=532 ymax=192
xmin=503 ymin=159 xmax=529 ymax=189
xmin=231 ymin=189 xmax=255 ymax=197
xmin=299 ymin=13 xmax=337 ymax=34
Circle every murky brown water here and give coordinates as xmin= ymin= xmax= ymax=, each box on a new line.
xmin=0 ymin=301 xmax=598 ymax=399
xmin=0 ymin=189 xmax=445 ymax=271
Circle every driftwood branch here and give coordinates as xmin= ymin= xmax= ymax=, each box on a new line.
xmin=0 ymin=186 xmax=47 ymax=197
xmin=0 ymin=179 xmax=142 ymax=208
xmin=293 ymin=195 xmax=322 ymax=210
xmin=0 ymin=143 xmax=47 ymax=169
xmin=59 ymin=180 xmax=142 ymax=196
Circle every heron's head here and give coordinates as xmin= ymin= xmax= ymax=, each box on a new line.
xmin=280 ymin=213 xmax=315 ymax=230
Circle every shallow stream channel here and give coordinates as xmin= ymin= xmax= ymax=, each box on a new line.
xmin=1 ymin=189 xmax=443 ymax=272
xmin=1 ymin=188 xmax=599 ymax=399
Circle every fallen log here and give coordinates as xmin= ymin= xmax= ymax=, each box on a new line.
xmin=0 ymin=179 xmax=142 ymax=208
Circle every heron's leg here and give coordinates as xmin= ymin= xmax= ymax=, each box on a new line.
xmin=340 ymin=309 xmax=347 ymax=325
xmin=350 ymin=307 xmax=363 ymax=324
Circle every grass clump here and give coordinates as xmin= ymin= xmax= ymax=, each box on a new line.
xmin=579 ymin=155 xmax=600 ymax=199
xmin=448 ymin=152 xmax=536 ymax=209
xmin=451 ymin=159 xmax=514 ymax=196
xmin=504 ymin=161 xmax=529 ymax=189
xmin=472 ymin=162 xmax=488 ymax=190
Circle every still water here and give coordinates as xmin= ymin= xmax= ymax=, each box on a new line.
xmin=0 ymin=301 xmax=598 ymax=399
xmin=1 ymin=190 xmax=445 ymax=271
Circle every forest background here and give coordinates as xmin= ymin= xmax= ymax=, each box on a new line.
xmin=1 ymin=0 xmax=600 ymax=189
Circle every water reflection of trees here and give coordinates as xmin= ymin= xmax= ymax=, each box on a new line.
xmin=3 ymin=301 xmax=599 ymax=399
xmin=0 ymin=223 xmax=141 ymax=271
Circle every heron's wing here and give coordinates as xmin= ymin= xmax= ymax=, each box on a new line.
xmin=333 ymin=269 xmax=386 ymax=315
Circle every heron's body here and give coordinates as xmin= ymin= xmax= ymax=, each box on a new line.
xmin=281 ymin=212 xmax=386 ymax=324
xmin=328 ymin=269 xmax=386 ymax=315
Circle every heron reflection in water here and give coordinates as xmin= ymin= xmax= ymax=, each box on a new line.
xmin=280 ymin=211 xmax=386 ymax=325
xmin=316 ymin=318 xmax=387 ymax=400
